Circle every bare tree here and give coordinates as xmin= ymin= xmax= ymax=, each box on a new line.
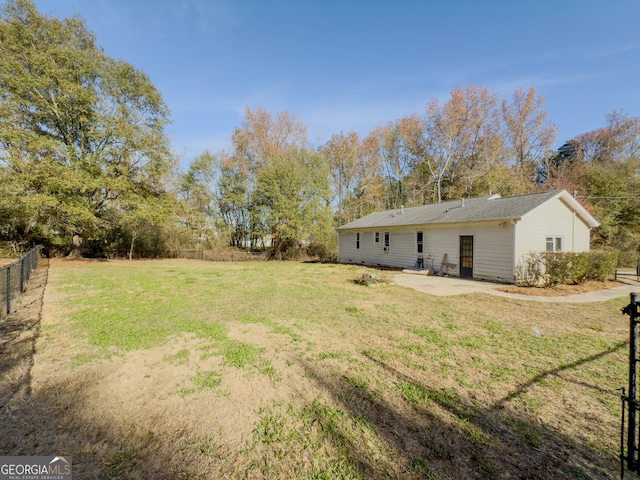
xmin=367 ymin=116 xmax=424 ymax=209
xmin=501 ymin=87 xmax=557 ymax=192
xmin=575 ymin=110 xmax=640 ymax=164
xmin=423 ymin=85 xmax=503 ymax=202
xmin=231 ymin=106 xmax=309 ymax=176
xmin=319 ymin=131 xmax=363 ymax=225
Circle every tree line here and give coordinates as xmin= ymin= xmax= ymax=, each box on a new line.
xmin=1 ymin=0 xmax=639 ymax=262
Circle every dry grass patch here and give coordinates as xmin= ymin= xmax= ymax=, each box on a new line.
xmin=0 ymin=259 xmax=632 ymax=479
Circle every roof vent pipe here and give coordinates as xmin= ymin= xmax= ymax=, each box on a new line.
xmin=400 ymin=205 xmax=404 ymax=214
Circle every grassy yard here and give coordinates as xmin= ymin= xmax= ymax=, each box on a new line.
xmin=1 ymin=259 xmax=632 ymax=479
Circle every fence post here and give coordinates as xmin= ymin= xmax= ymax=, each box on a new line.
xmin=20 ymin=256 xmax=25 ymax=293
xmin=630 ymin=293 xmax=639 ymax=473
xmin=622 ymin=293 xmax=640 ymax=474
xmin=6 ymin=265 xmax=10 ymax=316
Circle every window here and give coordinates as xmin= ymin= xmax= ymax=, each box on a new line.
xmin=416 ymin=231 xmax=424 ymax=254
xmin=384 ymin=232 xmax=390 ymax=251
xmin=374 ymin=232 xmax=380 ymax=243
xmin=355 ymin=232 xmax=360 ymax=250
xmin=546 ymin=236 xmax=563 ymax=252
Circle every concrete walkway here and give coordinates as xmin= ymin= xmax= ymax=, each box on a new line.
xmin=391 ymin=272 xmax=640 ymax=302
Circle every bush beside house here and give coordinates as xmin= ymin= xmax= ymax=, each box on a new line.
xmin=516 ymin=251 xmax=618 ymax=287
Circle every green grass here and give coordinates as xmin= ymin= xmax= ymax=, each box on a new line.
xmin=99 ymin=448 xmax=136 ymax=480
xmin=181 ymin=369 xmax=223 ymax=396
xmin=186 ymin=436 xmax=219 ymax=456
xmin=164 ymin=348 xmax=190 ymax=365
xmin=255 ymin=407 xmax=288 ymax=445
xmin=51 ymin=259 xmax=629 ymax=480
xmin=221 ymin=341 xmax=264 ymax=368
xmin=316 ymin=351 xmax=347 ymax=361
xmin=398 ymin=380 xmax=431 ymax=405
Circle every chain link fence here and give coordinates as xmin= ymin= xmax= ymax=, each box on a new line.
xmin=106 ymin=249 xmax=263 ymax=262
xmin=0 ymin=246 xmax=42 ymax=318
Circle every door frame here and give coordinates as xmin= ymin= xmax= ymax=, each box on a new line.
xmin=459 ymin=235 xmax=474 ymax=278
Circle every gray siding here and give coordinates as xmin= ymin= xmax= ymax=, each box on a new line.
xmin=338 ymin=230 xmax=413 ymax=267
xmin=515 ymin=197 xmax=592 ymax=260
xmin=338 ymin=222 xmax=516 ymax=283
xmin=337 ymin=192 xmax=595 ymax=285
xmin=423 ymin=224 xmax=515 ymax=283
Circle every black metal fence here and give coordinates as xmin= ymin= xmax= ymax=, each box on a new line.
xmin=616 ymin=260 xmax=640 ymax=282
xmin=621 ymin=293 xmax=640 ymax=478
xmin=0 ymin=246 xmax=42 ymax=318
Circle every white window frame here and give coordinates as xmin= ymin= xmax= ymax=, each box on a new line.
xmin=546 ymin=236 xmax=563 ymax=252
xmin=416 ymin=231 xmax=424 ymax=254
xmin=374 ymin=231 xmax=380 ymax=244
xmin=383 ymin=231 xmax=390 ymax=251
xmin=355 ymin=232 xmax=360 ymax=250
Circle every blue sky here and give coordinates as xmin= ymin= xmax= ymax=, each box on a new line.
xmin=31 ymin=0 xmax=640 ymax=169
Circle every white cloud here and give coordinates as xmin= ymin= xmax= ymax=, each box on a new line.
xmin=587 ymin=43 xmax=640 ymax=59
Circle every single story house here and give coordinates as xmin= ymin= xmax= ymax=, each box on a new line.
xmin=336 ymin=189 xmax=600 ymax=284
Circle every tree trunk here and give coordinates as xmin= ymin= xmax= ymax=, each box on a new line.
xmin=128 ymin=232 xmax=139 ymax=261
xmin=68 ymin=234 xmax=83 ymax=258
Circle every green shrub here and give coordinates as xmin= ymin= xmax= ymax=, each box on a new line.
xmin=516 ymin=250 xmax=617 ymax=287
xmin=542 ymin=252 xmax=571 ymax=286
xmin=617 ymin=250 xmax=638 ymax=268
xmin=266 ymin=237 xmax=302 ymax=260
xmin=306 ymin=242 xmax=337 ymax=263
xmin=570 ymin=253 xmax=590 ymax=284
xmin=543 ymin=252 xmax=590 ymax=285
xmin=584 ymin=250 xmax=618 ymax=281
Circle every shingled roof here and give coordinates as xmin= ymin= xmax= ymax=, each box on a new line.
xmin=337 ymin=189 xmax=599 ymax=230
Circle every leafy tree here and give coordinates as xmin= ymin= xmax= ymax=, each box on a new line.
xmin=216 ymin=155 xmax=252 ymax=247
xmin=538 ymin=139 xmax=584 ymax=192
xmin=582 ymin=160 xmax=640 ymax=262
xmin=217 ymin=162 xmax=250 ymax=247
xmin=178 ymin=151 xmax=218 ymax=246
xmin=253 ymin=148 xmax=332 ymax=258
xmin=215 ymin=106 xmax=314 ymax=248
xmin=0 ymin=0 xmax=174 ymax=254
xmin=120 ymin=191 xmax=173 ymax=260
xmin=319 ymin=130 xmax=366 ymax=225
xmin=567 ymin=111 xmax=640 ymax=262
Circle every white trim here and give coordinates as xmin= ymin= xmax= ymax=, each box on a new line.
xmin=546 ymin=235 xmax=563 ymax=252
xmin=416 ymin=230 xmax=424 ymax=254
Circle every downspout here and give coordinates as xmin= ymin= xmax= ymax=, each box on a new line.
xmin=572 ymin=210 xmax=576 ymax=250
xmin=512 ymin=219 xmax=519 ymax=283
